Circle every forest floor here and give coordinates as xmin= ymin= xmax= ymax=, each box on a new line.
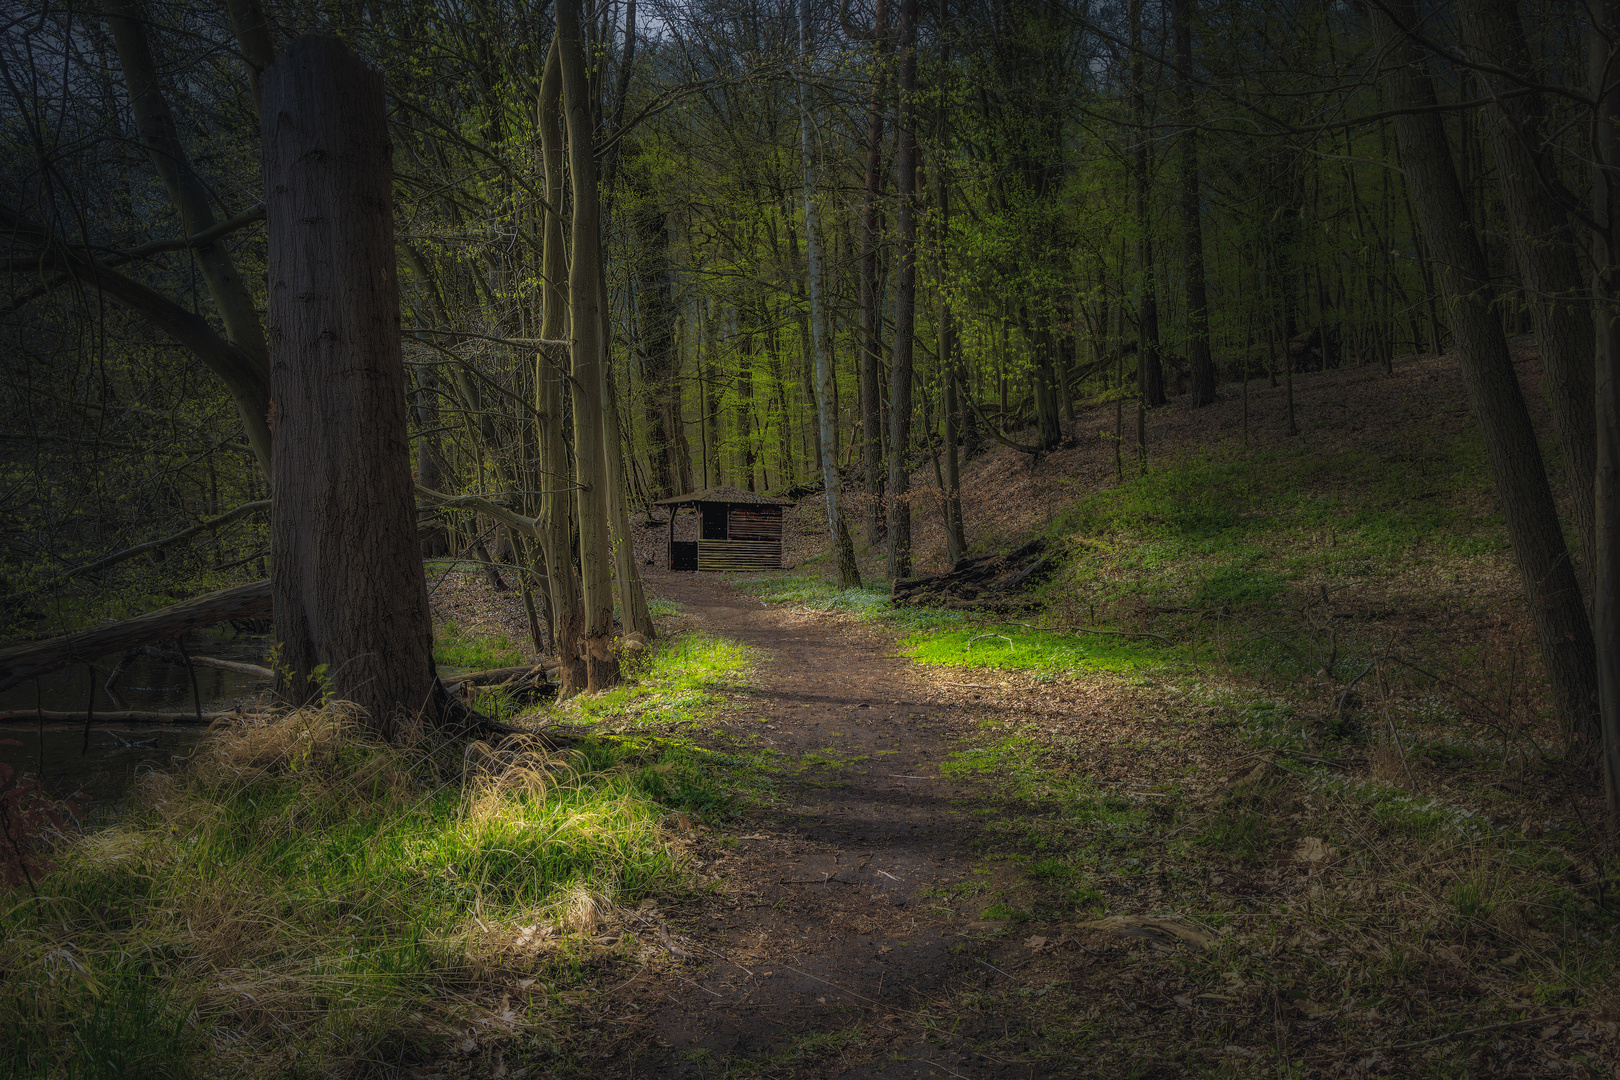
xmin=8 ymin=352 xmax=1620 ymax=1079
xmin=480 ymin=347 xmax=1620 ymax=1079
xmin=485 ymin=566 xmax=1616 ymax=1079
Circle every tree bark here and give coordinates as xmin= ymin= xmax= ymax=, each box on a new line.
xmin=557 ymin=0 xmax=621 ymax=692
xmin=937 ymin=0 xmax=966 ymax=565
xmin=638 ymin=197 xmax=682 ymax=500
xmin=860 ymin=0 xmax=892 ymax=546
xmin=1031 ymin=322 xmax=1063 ymax=449
xmin=1458 ymin=0 xmax=1597 ymax=569
xmin=1129 ymin=0 xmax=1167 ymax=409
xmin=603 ymin=356 xmax=656 ymax=639
xmin=1588 ymin=0 xmax=1620 ymax=818
xmin=802 ymin=0 xmax=861 ymax=587
xmin=887 ymin=0 xmax=918 ymax=580
xmin=536 ymin=39 xmax=588 ymax=696
xmin=262 ymin=35 xmax=443 ymax=734
xmin=1364 ymin=0 xmax=1598 ymax=750
xmin=1173 ymin=0 xmax=1217 ymax=407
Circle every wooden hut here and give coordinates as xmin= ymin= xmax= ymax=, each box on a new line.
xmin=654 ymin=487 xmax=791 ymax=572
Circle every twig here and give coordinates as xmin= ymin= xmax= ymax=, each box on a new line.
xmin=1377 ymin=1013 xmax=1568 ymax=1054
xmin=1027 ymin=623 xmax=1174 ymax=645
xmin=974 ymin=957 xmax=1016 ymax=980
xmin=1377 ymin=661 xmax=1418 ymax=791
xmin=620 ymin=909 xmax=753 ymax=976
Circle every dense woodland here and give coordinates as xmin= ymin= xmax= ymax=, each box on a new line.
xmin=5 ymin=0 xmax=1620 ymax=1072
xmin=5 ymin=0 xmax=1617 ymax=797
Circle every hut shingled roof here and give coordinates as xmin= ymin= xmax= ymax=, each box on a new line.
xmin=653 ymin=486 xmax=792 ymax=507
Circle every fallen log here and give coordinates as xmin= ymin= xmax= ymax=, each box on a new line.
xmin=890 ymin=539 xmax=1051 ymax=607
xmin=444 ymin=663 xmax=559 ymax=687
xmin=0 ymin=581 xmax=272 ymax=693
xmin=0 ymin=709 xmax=239 ymax=725
xmin=138 ymin=647 xmax=272 ymax=680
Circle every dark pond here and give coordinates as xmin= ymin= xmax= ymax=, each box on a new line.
xmin=0 ymin=628 xmax=271 ymax=813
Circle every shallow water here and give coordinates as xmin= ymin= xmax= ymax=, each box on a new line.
xmin=0 ymin=725 xmax=211 ymax=814
xmin=0 ymin=627 xmax=271 ymax=809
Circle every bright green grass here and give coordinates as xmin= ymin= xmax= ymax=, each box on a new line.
xmin=0 ymin=706 xmax=702 ymax=1080
xmin=904 ymin=625 xmax=1172 ymax=675
xmin=433 ymin=620 xmax=526 ymax=671
xmin=735 ymin=574 xmax=1171 ymax=679
xmin=1050 ymin=434 xmax=1502 ymax=614
xmin=530 ymin=632 xmax=770 ymax=813
xmin=552 ymin=631 xmax=756 ymax=730
xmin=734 ymin=574 xmax=963 ymax=631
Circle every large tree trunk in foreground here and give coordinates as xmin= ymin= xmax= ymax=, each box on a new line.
xmin=1588 ymin=1 xmax=1620 ymax=818
xmin=536 ymin=40 xmax=588 ymax=696
xmin=1365 ymin=0 xmax=1598 ymax=751
xmin=1459 ymin=0 xmax=1597 ymax=571
xmin=557 ymin=0 xmax=621 ymax=692
xmin=262 ymin=35 xmax=441 ymax=734
xmin=887 ymin=0 xmax=918 ymax=580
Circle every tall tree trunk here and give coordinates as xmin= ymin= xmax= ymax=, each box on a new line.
xmin=262 ymin=35 xmax=441 ymax=734
xmin=537 ymin=39 xmax=587 ymax=696
xmin=1588 ymin=0 xmax=1620 ymax=818
xmin=937 ymin=0 xmax=965 ymax=564
xmin=1129 ymin=0 xmax=1166 ymax=409
xmin=638 ymin=198 xmax=682 ymax=499
xmin=557 ymin=0 xmax=620 ymax=692
xmin=1458 ymin=0 xmax=1597 ymax=568
xmin=860 ymin=0 xmax=892 ymax=546
xmin=1365 ymin=0 xmax=1598 ymax=750
xmin=887 ymin=0 xmax=918 ymax=579
xmin=1031 ymin=321 xmax=1063 ymax=449
xmin=105 ymin=0 xmax=273 ymax=475
xmin=801 ymin=0 xmax=861 ymax=587
xmin=602 ymin=345 xmax=655 ymax=639
xmin=222 ymin=0 xmax=275 ymax=112
xmin=1173 ymin=0 xmax=1217 ymax=407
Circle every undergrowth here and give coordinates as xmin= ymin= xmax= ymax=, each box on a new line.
xmin=0 ymin=694 xmax=712 ymax=1079
xmin=728 ymin=422 xmax=1620 ymax=1070
xmin=433 ymin=620 xmax=527 ymax=671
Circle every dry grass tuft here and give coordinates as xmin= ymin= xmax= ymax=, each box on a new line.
xmin=1 ymin=700 xmax=688 ymax=1079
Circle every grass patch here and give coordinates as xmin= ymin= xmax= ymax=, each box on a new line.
xmin=905 ymin=625 xmax=1170 ymax=675
xmin=0 ymin=704 xmax=698 ymax=1079
xmin=1045 ymin=436 xmax=1502 ymax=634
xmin=548 ymin=631 xmax=755 ymax=732
xmin=433 ymin=620 xmax=526 ymax=671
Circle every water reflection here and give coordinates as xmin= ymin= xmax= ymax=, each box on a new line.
xmin=1 ymin=724 xmax=211 ymax=815
xmin=0 ymin=628 xmax=271 ymax=810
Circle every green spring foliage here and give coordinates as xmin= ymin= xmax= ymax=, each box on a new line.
xmin=0 ymin=629 xmax=761 ymax=1079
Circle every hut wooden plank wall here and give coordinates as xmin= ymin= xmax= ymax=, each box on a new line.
xmin=654 ymin=487 xmax=789 ymax=572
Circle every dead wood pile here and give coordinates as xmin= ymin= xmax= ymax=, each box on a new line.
xmin=890 ymin=538 xmax=1054 ymax=609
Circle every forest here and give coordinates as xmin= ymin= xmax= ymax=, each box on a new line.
xmin=2 ymin=0 xmax=1619 ymax=1075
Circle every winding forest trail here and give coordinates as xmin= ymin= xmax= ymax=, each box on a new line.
xmin=585 ymin=572 xmax=1110 ymax=1080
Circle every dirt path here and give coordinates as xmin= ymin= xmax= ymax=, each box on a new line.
xmin=582 ymin=572 xmax=1099 ymax=1080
